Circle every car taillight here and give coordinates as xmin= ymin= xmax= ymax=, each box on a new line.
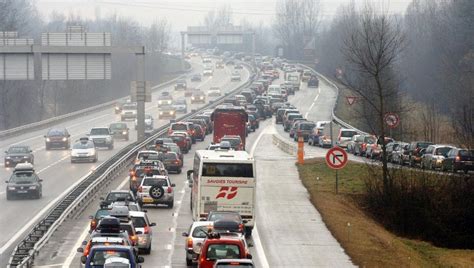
xmin=129 ymin=170 xmax=135 ymax=176
xmin=138 ymin=186 xmax=143 ymax=193
xmin=167 ymin=187 xmax=173 ymax=193
xmin=362 ymin=143 xmax=367 ymax=149
xmin=144 ymin=226 xmax=150 ymax=234
xmin=131 ymin=235 xmax=137 ymax=244
xmin=239 ymin=224 xmax=244 ymax=232
xmin=131 ymin=176 xmax=137 ymax=181
xmin=186 ymin=237 xmax=193 ymax=249
xmin=455 ymin=156 xmax=461 ymax=162
xmin=90 ymin=219 xmax=97 ymax=230
xmin=174 ymin=160 xmax=180 ymax=165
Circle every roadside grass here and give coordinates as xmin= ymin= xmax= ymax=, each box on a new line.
xmin=297 ymin=158 xmax=474 ymax=267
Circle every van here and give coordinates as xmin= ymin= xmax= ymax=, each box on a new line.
xmin=337 ymin=128 xmax=358 ymax=148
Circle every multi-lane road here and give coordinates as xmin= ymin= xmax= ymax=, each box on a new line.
xmin=1 ymin=57 xmax=355 ymax=267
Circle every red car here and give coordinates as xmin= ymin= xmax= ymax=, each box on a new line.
xmin=198 ymin=233 xmax=251 ymax=268
xmin=169 ymin=133 xmax=191 ymax=153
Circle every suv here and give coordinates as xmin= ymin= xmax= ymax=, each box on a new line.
xmin=420 ymin=145 xmax=454 ymax=170
xmin=442 ymin=148 xmax=474 ymax=174
xmin=109 ymin=122 xmax=129 ymax=141
xmin=157 ymin=94 xmax=173 ymax=107
xmin=172 ymin=98 xmax=188 ymax=113
xmin=5 ymin=163 xmax=42 ymax=200
xmin=137 ymin=176 xmax=175 ymax=208
xmin=4 ymin=145 xmax=34 ymax=167
xmin=129 ymin=161 xmax=167 ymax=194
xmin=408 ymin=141 xmax=434 ymax=167
xmin=70 ymin=137 xmax=98 ymax=163
xmin=121 ymin=102 xmax=137 ymax=121
xmin=336 ymin=129 xmax=358 ymax=148
xmin=182 ymin=221 xmax=214 ymax=265
xmin=89 ymin=127 xmax=114 ymax=149
xmin=197 ymin=233 xmax=252 ymax=268
xmin=175 ymin=79 xmax=187 ymax=90
xmin=191 ymin=90 xmax=206 ymax=104
xmin=392 ymin=142 xmax=410 ymax=165
xmin=44 ymin=127 xmax=71 ymax=150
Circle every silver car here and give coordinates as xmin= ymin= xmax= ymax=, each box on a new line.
xmin=129 ymin=210 xmax=156 ymax=254
xmin=182 ymin=221 xmax=214 ymax=266
xmin=137 ymin=175 xmax=175 ymax=208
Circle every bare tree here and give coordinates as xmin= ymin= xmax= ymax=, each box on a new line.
xmin=204 ymin=5 xmax=233 ymax=31
xmin=341 ymin=7 xmax=405 ymax=196
xmin=273 ymin=0 xmax=321 ymax=60
xmin=146 ymin=19 xmax=171 ymax=54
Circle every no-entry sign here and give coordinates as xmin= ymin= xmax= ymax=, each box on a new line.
xmin=384 ymin=112 xmax=400 ymax=129
xmin=325 ymin=147 xmax=348 ymax=170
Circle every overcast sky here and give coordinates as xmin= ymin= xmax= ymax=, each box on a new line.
xmin=36 ymin=0 xmax=413 ymax=31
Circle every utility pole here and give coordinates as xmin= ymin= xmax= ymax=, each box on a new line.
xmin=136 ymin=53 xmax=146 ymax=141
xmin=180 ymin=32 xmax=186 ymax=72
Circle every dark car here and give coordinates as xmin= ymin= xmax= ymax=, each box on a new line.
xmin=6 ymin=163 xmax=42 ymax=200
xmin=408 ymin=141 xmax=434 ymax=167
xmin=441 ymin=148 xmax=473 ymax=174
xmin=169 ymin=134 xmax=190 ymax=153
xmin=191 ymin=91 xmax=206 ymax=104
xmin=160 ymin=152 xmax=182 ymax=174
xmin=187 ymin=118 xmax=208 ymax=135
xmin=294 ymin=121 xmax=316 ymax=141
xmin=190 ymin=124 xmax=205 ymax=141
xmin=109 ymin=122 xmax=129 ymax=141
xmin=308 ymin=76 xmax=319 ymax=88
xmin=101 ymin=190 xmax=136 ymax=208
xmin=89 ymin=208 xmax=111 ymax=232
xmin=193 ymin=114 xmax=213 ymax=133
xmin=206 ymin=211 xmax=248 ymax=237
xmin=174 ymin=79 xmax=187 ymax=90
xmin=247 ymin=114 xmax=258 ymax=131
xmin=4 ymin=145 xmax=34 ymax=167
xmin=191 ymin=74 xmax=202 ymax=82
xmin=44 ymin=127 xmax=71 ymax=150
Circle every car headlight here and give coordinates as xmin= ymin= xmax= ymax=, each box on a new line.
xmin=46 ymin=138 xmax=51 ymax=142
xmin=170 ymin=111 xmax=175 ymax=115
xmin=191 ymin=97 xmax=195 ymax=100
xmin=29 ymin=186 xmax=37 ymax=189
xmin=23 ymin=156 xmax=29 ymax=159
xmin=167 ymin=101 xmax=172 ymax=104
xmin=158 ymin=101 xmax=163 ymax=104
xmin=122 ymin=131 xmax=127 ymax=135
xmin=115 ymin=107 xmax=120 ymax=110
xmin=5 ymin=156 xmax=11 ymax=159
xmin=200 ymin=96 xmax=204 ymax=99
xmin=62 ymin=137 xmax=67 ymax=142
xmin=159 ymin=112 xmax=163 ymax=115
xmin=8 ymin=186 xmax=15 ymax=190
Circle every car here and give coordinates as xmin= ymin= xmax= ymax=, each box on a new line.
xmin=160 ymin=152 xmax=182 ymax=174
xmin=386 ymin=142 xmax=405 ymax=163
xmin=366 ymin=137 xmax=395 ymax=159
xmin=157 ymin=94 xmax=173 ymax=107
xmin=234 ymin=64 xmax=243 ymax=70
xmin=197 ymin=232 xmax=252 ymax=268
xmin=302 ymin=69 xmax=312 ymax=82
xmin=208 ymin=87 xmax=222 ymax=97
xmin=175 ymin=79 xmax=187 ymax=90
xmin=230 ymin=71 xmax=241 ymax=81
xmin=129 ymin=210 xmax=156 ymax=254
xmin=289 ymin=119 xmax=307 ymax=138
xmin=129 ymin=161 xmax=167 ymax=194
xmin=4 ymin=145 xmax=34 ymax=167
xmin=88 ymin=127 xmax=114 ymax=149
xmin=44 ymin=127 xmax=71 ymax=150
xmin=172 ymin=98 xmax=188 ymax=113
xmin=294 ymin=121 xmax=316 ymax=141
xmin=190 ymin=124 xmax=206 ymax=141
xmin=114 ymin=99 xmax=129 ymax=114
xmin=203 ymin=67 xmax=214 ymax=76
xmin=215 ymin=61 xmax=225 ymax=69
xmin=163 ymin=142 xmax=184 ymax=161
xmin=247 ymin=114 xmax=258 ymax=131
xmin=5 ymin=163 xmax=42 ymax=200
xmin=353 ymin=135 xmax=376 ymax=156
xmin=70 ymin=137 xmax=98 ymax=163
xmin=191 ymin=74 xmax=202 ymax=82
xmin=391 ymin=142 xmax=410 ymax=165
xmin=187 ymin=118 xmax=209 ymax=135
xmin=202 ymin=57 xmax=212 ymax=64
xmin=101 ymin=190 xmax=136 ymax=208
xmin=134 ymin=114 xmax=154 ymax=130
xmin=185 ymin=87 xmax=200 ymax=97
xmin=159 ymin=105 xmax=177 ymax=119
xmin=441 ymin=148 xmax=473 ymax=174
xmin=109 ymin=122 xmax=129 ymax=141
xmin=134 ymin=150 xmax=160 ymax=164
xmin=420 ymin=144 xmax=455 ymax=170
xmin=318 ymin=135 xmax=332 ymax=148
xmin=182 ymin=221 xmax=214 ymax=265
xmin=206 ymin=211 xmax=247 ymax=236
xmin=308 ymin=76 xmax=319 ymax=88
xmin=137 ymin=175 xmax=176 ymax=208
xmin=191 ymin=90 xmax=206 ymax=104
xmin=275 ymin=108 xmax=295 ymax=124
xmin=347 ymin=135 xmax=363 ymax=154
xmin=121 ymin=102 xmax=138 ymax=121
xmin=221 ymin=135 xmax=244 ymax=151
xmin=336 ymin=128 xmax=358 ymax=148
xmin=214 ymin=259 xmax=254 ymax=267
xmin=283 ymin=113 xmax=304 ymax=132
xmin=89 ymin=208 xmax=111 ymax=232
xmin=81 ymin=245 xmax=143 ymax=268
xmin=308 ymin=128 xmax=323 ymax=146
xmin=408 ymin=141 xmax=434 ymax=167
xmin=169 ymin=134 xmax=191 ymax=154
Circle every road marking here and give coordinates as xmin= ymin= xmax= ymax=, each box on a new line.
xmin=0 ymin=171 xmax=93 ymax=255
xmin=166 ymin=179 xmax=186 ymax=266
xmin=304 ymin=88 xmax=321 ymax=118
xmin=63 ymin=176 xmax=130 ymax=267
xmin=37 ymin=155 xmax=70 ymax=174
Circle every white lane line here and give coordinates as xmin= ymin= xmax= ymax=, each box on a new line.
xmin=0 ymin=191 xmax=5 ymax=195
xmin=166 ymin=180 xmax=187 ymax=266
xmin=249 ymin=127 xmax=271 ymax=268
xmin=304 ymin=89 xmax=321 ymax=118
xmin=63 ymin=176 xmax=130 ymax=267
xmin=0 ymin=171 xmax=93 ymax=255
xmin=37 ymin=155 xmax=70 ymax=174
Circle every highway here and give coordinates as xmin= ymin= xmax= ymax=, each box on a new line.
xmin=31 ymin=68 xmax=354 ymax=267
xmin=0 ymin=57 xmax=250 ymax=266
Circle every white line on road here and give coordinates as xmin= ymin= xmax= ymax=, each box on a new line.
xmin=166 ymin=180 xmax=187 ymax=266
xmin=0 ymin=171 xmax=93 ymax=255
xmin=304 ymin=87 xmax=321 ymax=118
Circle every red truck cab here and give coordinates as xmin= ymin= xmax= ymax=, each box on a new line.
xmin=211 ymin=106 xmax=248 ymax=150
xmin=198 ymin=233 xmax=251 ymax=268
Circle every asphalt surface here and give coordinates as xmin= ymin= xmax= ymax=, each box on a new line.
xmin=0 ymin=57 xmax=250 ymax=266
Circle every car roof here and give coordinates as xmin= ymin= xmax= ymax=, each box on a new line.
xmin=129 ymin=211 xmax=146 ymax=217
xmin=89 ymin=245 xmax=132 ymax=251
xmin=192 ymin=221 xmax=214 ymax=228
xmin=91 ymin=236 xmax=125 ymax=243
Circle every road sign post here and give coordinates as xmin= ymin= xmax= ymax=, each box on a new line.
xmin=325 ymin=147 xmax=348 ymax=194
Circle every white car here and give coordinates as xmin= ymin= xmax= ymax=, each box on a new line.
xmin=134 ymin=114 xmax=154 ymax=130
xmin=231 ymin=71 xmax=241 ymax=81
xmin=70 ymin=137 xmax=98 ymax=163
xmin=137 ymin=175 xmax=175 ymax=208
xmin=207 ymin=87 xmax=222 ymax=97
xmin=88 ymin=127 xmax=114 ymax=150
xmin=182 ymin=221 xmax=214 ymax=266
xmin=129 ymin=210 xmax=156 ymax=254
xmin=120 ymin=102 xmax=137 ymax=121
xmin=203 ymin=67 xmax=213 ymax=76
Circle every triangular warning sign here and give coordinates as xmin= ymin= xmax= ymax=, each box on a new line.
xmin=346 ymin=96 xmax=357 ymax=105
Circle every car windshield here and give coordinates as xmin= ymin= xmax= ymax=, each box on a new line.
xmin=73 ymin=142 xmax=94 ymax=149
xmin=137 ymin=152 xmax=157 ymax=160
xmin=300 ymin=123 xmax=315 ymax=130
xmin=90 ymin=129 xmax=109 ymax=135
xmin=163 ymin=153 xmax=177 ymax=160
xmin=459 ymin=150 xmax=474 ymax=156
xmin=341 ymin=130 xmax=357 ymax=138
xmin=47 ymin=129 xmax=65 ymax=136
xmin=221 ymin=138 xmax=241 ymax=147
xmin=172 ymin=124 xmax=187 ymax=131
xmin=435 ymin=147 xmax=452 ymax=156
xmin=120 ymin=224 xmax=134 ymax=235
xmin=143 ymin=178 xmax=168 ymax=187
xmin=131 ymin=217 xmax=147 ymax=228
xmin=10 ymin=172 xmax=37 ymax=183
xmin=90 ymin=250 xmax=130 ymax=266
xmin=122 ymin=104 xmax=136 ymax=110
xmin=8 ymin=147 xmax=29 ymax=154
xmin=110 ymin=123 xmax=127 ymax=130
xmin=288 ymin=114 xmax=302 ymax=120
xmin=106 ymin=193 xmax=133 ymax=202
xmin=95 ymin=209 xmax=110 ymax=219
xmin=209 ymin=213 xmax=241 ymax=222
xmin=206 ymin=244 xmax=241 ymax=260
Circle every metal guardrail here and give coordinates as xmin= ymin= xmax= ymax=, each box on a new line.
xmin=8 ymin=62 xmax=255 ymax=268
xmin=0 ymin=66 xmax=193 ymax=139
xmin=272 ymin=134 xmax=296 ymax=156
xmin=298 ymin=64 xmax=368 ymax=135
